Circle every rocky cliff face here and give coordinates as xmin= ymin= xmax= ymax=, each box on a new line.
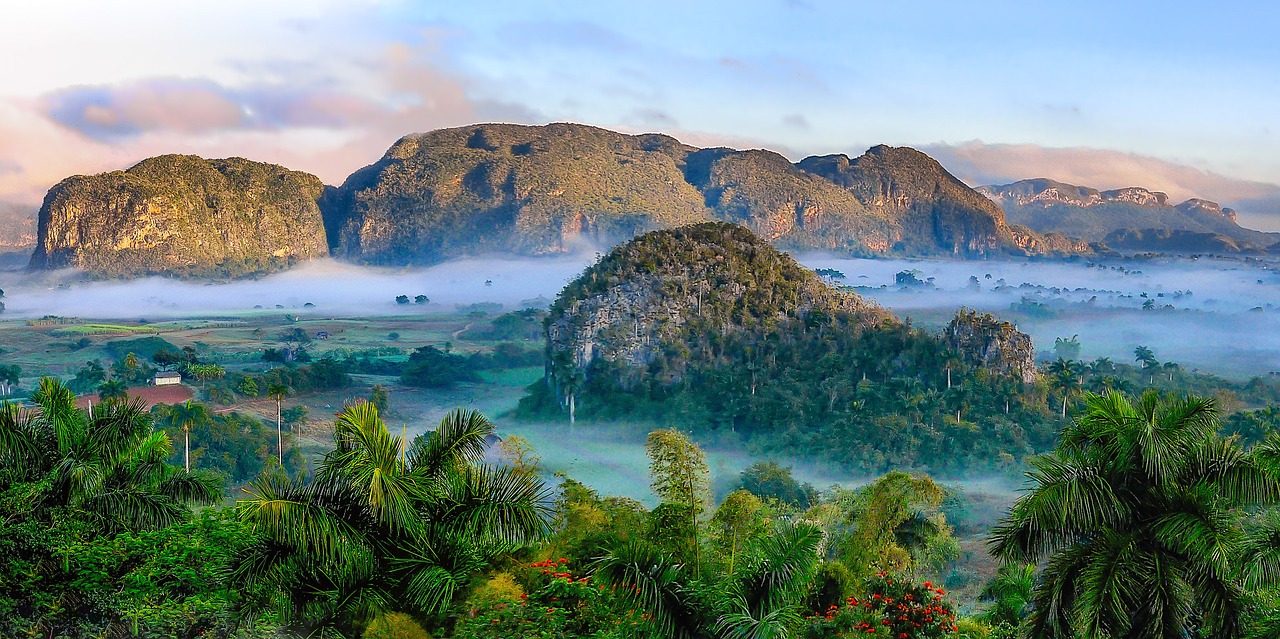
xmin=30 ymin=155 xmax=328 ymax=278
xmin=325 ymin=123 xmax=1068 ymax=265
xmin=944 ymin=309 xmax=1038 ymax=384
xmin=324 ymin=123 xmax=709 ymax=265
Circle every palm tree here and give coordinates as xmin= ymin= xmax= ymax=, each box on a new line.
xmin=593 ymin=519 xmax=823 ymax=639
xmin=97 ymin=377 xmax=127 ymax=402
xmin=980 ymin=563 xmax=1035 ymax=628
xmin=1134 ymin=345 xmax=1159 ymax=384
xmin=267 ymin=382 xmax=288 ymax=464
xmin=989 ymin=390 xmax=1280 ymax=638
xmin=233 ymin=405 xmax=551 ymax=637
xmin=0 ymin=378 xmax=218 ymax=532
xmin=1045 ymin=358 xmax=1081 ymax=418
xmin=170 ymin=400 xmax=211 ymax=472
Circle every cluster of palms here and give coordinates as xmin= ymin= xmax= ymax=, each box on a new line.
xmin=0 ymin=378 xmax=220 ymax=533
xmin=1043 ymin=345 xmax=1183 ymax=418
xmin=991 ymin=390 xmax=1280 ymax=638
xmin=233 ymin=404 xmax=552 ymax=638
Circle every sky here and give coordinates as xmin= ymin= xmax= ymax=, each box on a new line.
xmin=2 ymin=0 xmax=1279 ymax=237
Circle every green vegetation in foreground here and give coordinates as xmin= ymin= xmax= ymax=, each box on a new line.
xmin=4 ymin=380 xmax=1280 ymax=638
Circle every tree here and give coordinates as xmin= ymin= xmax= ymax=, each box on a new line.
xmin=238 ymin=375 xmax=259 ymax=397
xmin=709 ymin=489 xmax=770 ymax=576
xmin=171 ymin=400 xmax=211 ymax=473
xmin=646 ymin=428 xmax=711 ymax=571
xmin=233 ymin=405 xmax=550 ymax=637
xmin=0 ymin=378 xmax=218 ymax=532
xmin=97 ymin=378 xmax=127 ymax=402
xmin=1053 ymin=334 xmax=1082 ymax=360
xmin=499 ymin=434 xmax=540 ymax=476
xmin=1046 ymin=358 xmax=1082 ymax=418
xmin=593 ymin=519 xmax=824 ymax=639
xmin=395 ymin=295 xmax=410 ymax=304
xmin=414 ymin=295 xmax=429 ymax=304
xmin=990 ymin=390 xmax=1280 ymax=638
xmin=980 ymin=562 xmax=1035 ymax=628
xmin=268 ymin=382 xmax=288 ymax=464
xmin=737 ymin=461 xmax=817 ymax=509
xmin=0 ymin=380 xmax=222 ymax=637
xmin=0 ymin=364 xmax=19 ymax=396
xmin=1134 ymin=345 xmax=1159 ymax=383
xmin=370 ymin=383 xmax=389 ymax=413
xmin=551 ymin=350 xmax=584 ymax=429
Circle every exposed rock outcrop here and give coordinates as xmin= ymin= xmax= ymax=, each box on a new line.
xmin=945 ymin=309 xmax=1038 ymax=384
xmin=325 ymin=123 xmax=1069 ymax=265
xmin=29 ymin=155 xmax=328 ymax=278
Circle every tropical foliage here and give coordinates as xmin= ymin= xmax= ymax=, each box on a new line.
xmin=233 ymin=404 xmax=552 ymax=637
xmin=990 ymin=390 xmax=1280 ymax=638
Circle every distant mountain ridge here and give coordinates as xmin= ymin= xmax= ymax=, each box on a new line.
xmin=978 ymin=178 xmax=1278 ymax=252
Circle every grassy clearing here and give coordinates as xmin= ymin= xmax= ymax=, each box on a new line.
xmin=51 ymin=323 xmax=158 ymax=336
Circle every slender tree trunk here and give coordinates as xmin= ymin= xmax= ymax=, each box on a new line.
xmin=1062 ymin=396 xmax=1067 ymax=418
xmin=568 ymin=394 xmax=576 ymax=430
xmin=276 ymin=399 xmax=283 ymax=464
xmin=184 ymin=426 xmax=190 ymax=472
xmin=946 ymin=367 xmax=952 ymax=389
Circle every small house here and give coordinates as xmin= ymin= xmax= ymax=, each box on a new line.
xmin=316 ymin=331 xmax=330 ymax=340
xmin=153 ymin=371 xmax=182 ymax=386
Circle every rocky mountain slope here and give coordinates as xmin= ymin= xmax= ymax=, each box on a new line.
xmin=324 ymin=123 xmax=1076 ymax=265
xmin=29 ymin=155 xmax=328 ymax=278
xmin=978 ymin=178 xmax=1277 ymax=252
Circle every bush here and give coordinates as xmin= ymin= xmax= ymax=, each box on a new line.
xmin=803 ymin=572 xmax=958 ymax=638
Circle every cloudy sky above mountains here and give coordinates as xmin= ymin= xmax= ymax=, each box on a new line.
xmin=2 ymin=0 xmax=1279 ymax=230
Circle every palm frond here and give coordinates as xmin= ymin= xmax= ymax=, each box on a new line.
xmin=406 ymin=408 xmax=493 ymax=476
xmin=591 ymin=539 xmax=697 ymax=639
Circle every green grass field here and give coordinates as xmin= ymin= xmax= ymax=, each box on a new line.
xmin=50 ymin=323 xmax=159 ymax=336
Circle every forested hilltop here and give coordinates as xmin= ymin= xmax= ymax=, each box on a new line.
xmin=519 ymin=222 xmax=1055 ymax=476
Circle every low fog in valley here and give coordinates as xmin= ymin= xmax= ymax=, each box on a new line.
xmin=6 ymin=251 xmax=1280 ymax=377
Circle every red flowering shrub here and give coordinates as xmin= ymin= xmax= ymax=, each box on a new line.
xmin=803 ymin=572 xmax=959 ymax=638
xmin=452 ymin=559 xmax=652 ymax=639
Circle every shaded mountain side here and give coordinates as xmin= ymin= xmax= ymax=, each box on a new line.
xmin=324 ymin=123 xmax=1073 ymax=265
xmin=29 ymin=155 xmax=328 ymax=278
xmin=979 ymin=178 xmax=1277 ymax=251
xmin=1102 ymin=228 xmax=1254 ymax=254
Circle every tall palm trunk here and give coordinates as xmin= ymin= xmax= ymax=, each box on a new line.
xmin=184 ymin=426 xmax=190 ymax=472
xmin=276 ymin=398 xmax=283 ymax=464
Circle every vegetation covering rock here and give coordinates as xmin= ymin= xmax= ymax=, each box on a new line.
xmin=29 ymin=155 xmax=328 ymax=278
xmin=325 ymin=123 xmax=1072 ymax=264
xmin=523 ymin=222 xmax=1060 ymax=475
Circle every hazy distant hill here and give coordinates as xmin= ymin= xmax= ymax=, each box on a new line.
xmin=30 ymin=155 xmax=329 ymax=278
xmin=323 ymin=123 xmax=1077 ymax=265
xmin=978 ymin=178 xmax=1278 ymax=252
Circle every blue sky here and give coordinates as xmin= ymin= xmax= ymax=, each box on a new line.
xmin=2 ymin=0 xmax=1278 ymax=231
